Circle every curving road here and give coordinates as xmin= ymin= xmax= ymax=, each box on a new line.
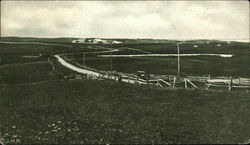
xmin=54 ymin=52 xmax=146 ymax=84
xmin=55 ymin=54 xmax=101 ymax=77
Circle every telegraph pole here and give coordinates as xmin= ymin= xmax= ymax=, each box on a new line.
xmin=0 ymin=56 xmax=1 ymax=81
xmin=177 ymin=43 xmax=180 ymax=80
xmin=83 ymin=52 xmax=85 ymax=66
xmin=110 ymin=52 xmax=113 ymax=73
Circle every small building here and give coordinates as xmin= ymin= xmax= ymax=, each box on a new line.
xmin=72 ymin=38 xmax=121 ymax=44
xmin=93 ymin=38 xmax=104 ymax=44
xmin=72 ymin=38 xmax=86 ymax=43
xmin=102 ymin=40 xmax=109 ymax=44
xmin=112 ymin=40 xmax=122 ymax=44
xmin=193 ymin=45 xmax=198 ymax=48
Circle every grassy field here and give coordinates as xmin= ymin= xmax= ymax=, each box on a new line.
xmin=0 ymin=37 xmax=250 ymax=144
xmin=1 ymin=80 xmax=250 ymax=144
xmin=68 ymin=45 xmax=250 ymax=77
xmin=0 ymin=61 xmax=62 ymax=84
xmin=3 ymin=37 xmax=247 ymax=80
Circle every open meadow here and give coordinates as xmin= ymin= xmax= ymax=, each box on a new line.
xmin=69 ymin=41 xmax=250 ymax=77
xmin=0 ymin=37 xmax=250 ymax=144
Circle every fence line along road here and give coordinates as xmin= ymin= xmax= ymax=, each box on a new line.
xmin=55 ymin=54 xmax=250 ymax=90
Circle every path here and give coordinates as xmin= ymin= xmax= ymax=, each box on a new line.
xmin=98 ymin=53 xmax=234 ymax=58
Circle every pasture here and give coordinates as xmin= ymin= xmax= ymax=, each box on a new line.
xmin=0 ymin=37 xmax=250 ymax=144
xmin=66 ymin=42 xmax=250 ymax=77
xmin=1 ymin=79 xmax=250 ymax=144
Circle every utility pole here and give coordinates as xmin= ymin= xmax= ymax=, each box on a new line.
xmin=177 ymin=43 xmax=180 ymax=80
xmin=83 ymin=52 xmax=85 ymax=66
xmin=0 ymin=56 xmax=1 ymax=81
xmin=110 ymin=52 xmax=113 ymax=73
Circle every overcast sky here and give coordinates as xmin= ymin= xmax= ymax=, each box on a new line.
xmin=1 ymin=1 xmax=249 ymax=41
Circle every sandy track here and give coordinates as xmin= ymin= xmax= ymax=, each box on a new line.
xmin=98 ymin=53 xmax=234 ymax=58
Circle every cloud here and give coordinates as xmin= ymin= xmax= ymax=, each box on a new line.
xmin=1 ymin=1 xmax=249 ymax=41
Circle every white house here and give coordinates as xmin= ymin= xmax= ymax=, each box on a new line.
xmin=72 ymin=38 xmax=120 ymax=44
xmin=112 ymin=40 xmax=122 ymax=44
xmin=193 ymin=45 xmax=198 ymax=48
xmin=72 ymin=38 xmax=86 ymax=43
xmin=93 ymin=39 xmax=103 ymax=44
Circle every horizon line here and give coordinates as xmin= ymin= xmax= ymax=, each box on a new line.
xmin=1 ymin=35 xmax=249 ymax=42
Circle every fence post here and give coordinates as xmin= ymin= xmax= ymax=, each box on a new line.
xmin=229 ymin=76 xmax=232 ymax=91
xmin=205 ymin=78 xmax=207 ymax=90
xmin=168 ymin=75 xmax=171 ymax=85
xmin=184 ymin=79 xmax=187 ymax=88
xmin=173 ymin=76 xmax=176 ymax=87
xmin=238 ymin=77 xmax=241 ymax=85
xmin=205 ymin=78 xmax=209 ymax=90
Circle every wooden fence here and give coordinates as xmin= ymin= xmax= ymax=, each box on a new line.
xmin=57 ymin=55 xmax=250 ymax=91
xmin=206 ymin=76 xmax=250 ymax=91
xmin=142 ymin=74 xmax=250 ymax=90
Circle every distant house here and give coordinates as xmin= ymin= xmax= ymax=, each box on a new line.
xmin=102 ymin=40 xmax=109 ymax=44
xmin=112 ymin=40 xmax=122 ymax=44
xmin=72 ymin=38 xmax=121 ymax=44
xmin=92 ymin=38 xmax=108 ymax=44
xmin=193 ymin=45 xmax=198 ymax=48
xmin=72 ymin=38 xmax=86 ymax=43
xmin=93 ymin=38 xmax=104 ymax=44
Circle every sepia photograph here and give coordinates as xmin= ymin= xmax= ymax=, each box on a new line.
xmin=0 ymin=0 xmax=249 ymax=144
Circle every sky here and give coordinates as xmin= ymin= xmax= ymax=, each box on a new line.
xmin=1 ymin=1 xmax=249 ymax=41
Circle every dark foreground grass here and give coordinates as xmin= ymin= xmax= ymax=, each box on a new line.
xmin=0 ymin=61 xmax=63 ymax=84
xmin=0 ymin=38 xmax=250 ymax=144
xmin=0 ymin=80 xmax=250 ymax=144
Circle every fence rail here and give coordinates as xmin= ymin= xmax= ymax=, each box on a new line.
xmin=56 ymin=54 xmax=250 ymax=91
xmin=205 ymin=76 xmax=250 ymax=90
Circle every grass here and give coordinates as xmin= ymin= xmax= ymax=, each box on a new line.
xmin=68 ymin=53 xmax=250 ymax=77
xmin=61 ymin=40 xmax=250 ymax=77
xmin=0 ymin=37 xmax=250 ymax=144
xmin=0 ymin=36 xmax=76 ymax=44
xmin=0 ymin=61 xmax=63 ymax=84
xmin=1 ymin=38 xmax=249 ymax=77
xmin=0 ymin=80 xmax=250 ymax=144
